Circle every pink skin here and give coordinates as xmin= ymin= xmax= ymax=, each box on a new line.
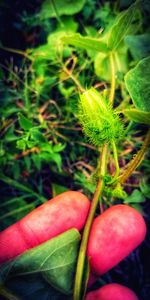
xmin=0 ymin=191 xmax=90 ymax=264
xmin=87 ymin=204 xmax=146 ymax=275
xmin=85 ymin=283 xmax=139 ymax=300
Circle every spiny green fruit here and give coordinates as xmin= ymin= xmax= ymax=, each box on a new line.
xmin=78 ymin=88 xmax=123 ymax=146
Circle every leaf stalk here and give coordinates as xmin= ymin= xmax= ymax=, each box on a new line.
xmin=73 ymin=144 xmax=107 ymax=300
xmin=119 ymin=128 xmax=150 ymax=185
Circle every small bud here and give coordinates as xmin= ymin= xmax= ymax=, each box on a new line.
xmin=78 ymin=88 xmax=123 ymax=146
xmin=112 ymin=185 xmax=127 ymax=199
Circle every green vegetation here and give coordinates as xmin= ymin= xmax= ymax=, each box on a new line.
xmin=0 ymin=0 xmax=150 ymax=299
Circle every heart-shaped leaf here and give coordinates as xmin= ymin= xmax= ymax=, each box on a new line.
xmin=125 ymin=34 xmax=150 ymax=60
xmin=125 ymin=56 xmax=150 ymax=112
xmin=108 ymin=1 xmax=139 ymax=50
xmin=123 ymin=109 xmax=150 ymax=126
xmin=0 ymin=229 xmax=80 ymax=296
xmin=62 ymin=33 xmax=108 ymax=53
xmin=124 ymin=189 xmax=145 ymax=204
xmin=18 ymin=113 xmax=33 ymax=131
xmin=39 ymin=0 xmax=86 ymax=20
xmin=94 ymin=43 xmax=128 ymax=81
xmin=5 ymin=274 xmax=72 ymax=300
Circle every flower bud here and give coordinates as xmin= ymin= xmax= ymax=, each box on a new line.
xmin=78 ymin=88 xmax=123 ymax=146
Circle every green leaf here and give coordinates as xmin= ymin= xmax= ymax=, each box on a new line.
xmin=30 ymin=17 xmax=78 ymax=65
xmin=47 ymin=32 xmax=71 ymax=58
xmin=94 ymin=43 xmax=128 ymax=81
xmin=140 ymin=179 xmax=150 ymax=199
xmin=30 ymin=37 xmax=63 ymax=64
xmin=24 ymin=156 xmax=31 ymax=172
xmin=30 ymin=35 xmax=70 ymax=66
xmin=26 ymin=140 xmax=37 ymax=148
xmin=108 ymin=2 xmax=139 ymax=50
xmin=39 ymin=0 xmax=86 ymax=20
xmin=6 ymin=274 xmax=71 ymax=300
xmin=130 ymin=203 xmax=145 ymax=215
xmin=4 ymin=125 xmax=18 ymax=142
xmin=40 ymin=143 xmax=53 ymax=153
xmin=39 ymin=143 xmax=64 ymax=171
xmin=0 ymin=229 xmax=80 ymax=295
xmin=56 ymin=16 xmax=78 ymax=32
xmin=16 ymin=139 xmax=27 ymax=151
xmin=18 ymin=113 xmax=33 ymax=131
xmin=62 ymin=33 xmax=108 ymax=53
xmin=30 ymin=128 xmax=46 ymax=143
xmin=74 ymin=173 xmax=96 ymax=193
xmin=125 ymin=34 xmax=150 ymax=60
xmin=94 ymin=52 xmax=110 ymax=81
xmin=53 ymin=143 xmax=66 ymax=152
xmin=50 ymin=153 xmax=62 ymax=172
xmin=125 ymin=56 xmax=150 ymax=112
xmin=32 ymin=154 xmax=42 ymax=171
xmin=124 ymin=189 xmax=146 ymax=204
xmin=123 ymin=109 xmax=150 ymax=126
xmin=0 ymin=141 xmax=4 ymax=157
xmin=52 ymin=183 xmax=68 ymax=197
xmin=58 ymin=83 xmax=75 ymax=99
xmin=30 ymin=44 xmax=53 ymax=62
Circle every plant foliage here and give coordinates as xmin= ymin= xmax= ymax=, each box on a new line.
xmin=0 ymin=0 xmax=150 ymax=299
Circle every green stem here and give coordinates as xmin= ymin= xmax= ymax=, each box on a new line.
xmin=0 ymin=45 xmax=29 ymax=59
xmin=73 ymin=144 xmax=107 ymax=300
xmin=24 ymin=69 xmax=30 ymax=113
xmin=119 ymin=128 xmax=150 ymax=185
xmin=62 ymin=65 xmax=85 ymax=93
xmin=51 ymin=0 xmax=63 ymax=25
xmin=109 ymin=52 xmax=116 ymax=106
xmin=111 ymin=140 xmax=120 ymax=181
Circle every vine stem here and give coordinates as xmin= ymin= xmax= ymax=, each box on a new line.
xmin=109 ymin=52 xmax=116 ymax=106
xmin=118 ymin=128 xmax=150 ymax=185
xmin=108 ymin=140 xmax=120 ymax=184
xmin=51 ymin=0 xmax=63 ymax=25
xmin=63 ymin=65 xmax=85 ymax=92
xmin=73 ymin=144 xmax=107 ymax=300
xmin=0 ymin=45 xmax=29 ymax=59
xmin=73 ymin=51 xmax=116 ymax=300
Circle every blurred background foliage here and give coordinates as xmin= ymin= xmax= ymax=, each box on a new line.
xmin=0 ymin=1 xmax=150 ymax=299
